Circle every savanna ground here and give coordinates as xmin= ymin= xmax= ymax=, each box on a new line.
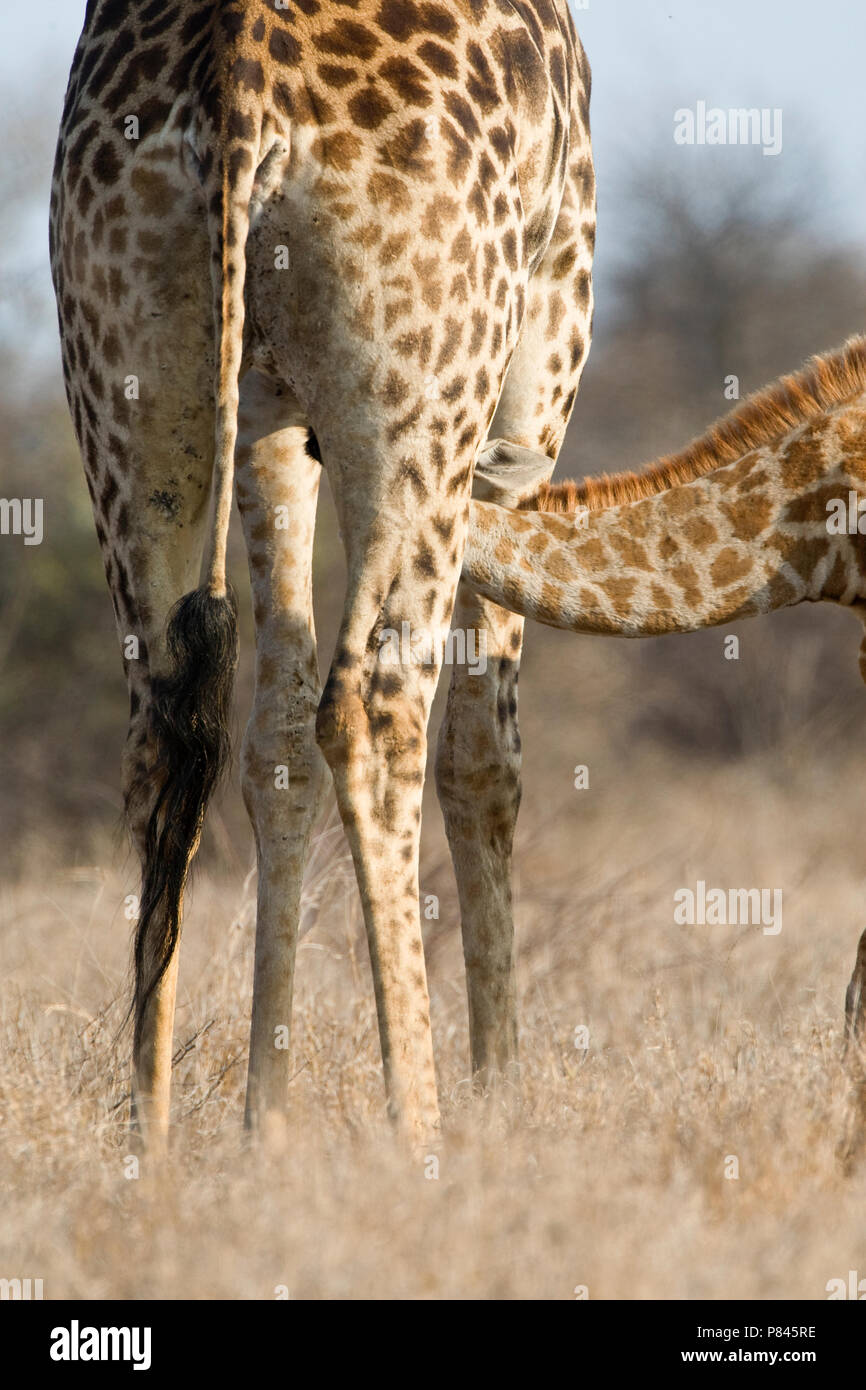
xmin=4 ymin=144 xmax=866 ymax=1299
xmin=3 ymin=597 xmax=866 ymax=1300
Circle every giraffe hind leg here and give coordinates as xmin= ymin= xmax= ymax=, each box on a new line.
xmin=234 ymin=371 xmax=329 ymax=1137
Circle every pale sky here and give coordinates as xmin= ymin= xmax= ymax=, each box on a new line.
xmin=1 ymin=0 xmax=864 ymax=368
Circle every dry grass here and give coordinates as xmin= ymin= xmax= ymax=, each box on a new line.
xmin=2 ymin=698 xmax=866 ymax=1300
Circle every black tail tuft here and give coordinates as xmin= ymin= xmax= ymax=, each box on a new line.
xmin=131 ymin=587 xmax=239 ymax=1060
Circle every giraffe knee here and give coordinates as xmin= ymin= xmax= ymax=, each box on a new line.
xmin=434 ymin=671 xmax=522 ymax=825
xmin=316 ymin=667 xmax=427 ymax=782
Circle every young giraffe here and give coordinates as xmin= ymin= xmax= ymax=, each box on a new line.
xmin=49 ymin=0 xmax=595 ymax=1146
xmin=464 ymin=338 xmax=866 ymax=1110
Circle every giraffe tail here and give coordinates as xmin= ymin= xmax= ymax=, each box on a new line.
xmin=130 ymin=108 xmax=263 ymax=1053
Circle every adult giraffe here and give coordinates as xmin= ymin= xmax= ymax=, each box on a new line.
xmin=50 ymin=0 xmax=595 ymax=1146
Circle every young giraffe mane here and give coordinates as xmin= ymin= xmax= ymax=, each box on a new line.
xmin=531 ymin=335 xmax=866 ymax=514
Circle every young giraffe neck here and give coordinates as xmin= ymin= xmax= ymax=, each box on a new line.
xmin=466 ymin=342 xmax=866 ymax=638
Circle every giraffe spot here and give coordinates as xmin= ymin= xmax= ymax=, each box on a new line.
xmin=771 ymin=532 xmax=830 ymax=580
xmin=545 ymin=547 xmax=578 ymax=582
xmin=108 ymin=266 xmax=129 ymax=303
xmin=227 ymin=109 xmax=256 ymax=142
xmin=130 ymin=166 xmax=175 ymax=217
xmin=781 ymin=483 xmax=840 ymax=525
xmin=387 ymin=403 xmax=424 ymax=442
xmin=379 ymin=230 xmax=410 ymax=263
xmin=312 ymin=131 xmax=362 ymax=171
xmin=92 ymin=141 xmax=122 ymax=186
xmin=680 ymin=514 xmax=720 ymax=548
xmin=101 ymin=329 xmax=121 ymax=368
xmin=367 ymin=171 xmax=411 ymax=213
xmin=495 ymin=27 xmax=547 ymax=122
xmin=779 ymin=420 xmax=829 ymax=489
xmin=441 ymin=122 xmax=473 ymax=181
xmin=574 ymin=267 xmax=591 ymax=309
xmin=441 ymin=374 xmax=466 ymax=403
xmin=269 ymin=27 xmax=302 ymax=66
xmin=573 ymin=537 xmax=605 ymax=570
xmin=444 ymin=93 xmax=482 ymax=142
xmin=651 ymin=583 xmax=674 ymax=610
xmin=136 ymin=228 xmax=163 ymax=255
xmin=412 ymin=252 xmax=443 ymax=311
xmin=379 ymin=55 xmax=431 ymax=106
xmin=835 ymin=414 xmax=866 ymax=477
xmin=824 ymin=548 xmax=849 ymax=598
xmin=568 ymin=326 xmax=585 ymax=371
xmin=552 ymin=245 xmax=578 ymax=280
xmin=380 ymin=370 xmax=409 ymax=407
xmin=379 ymin=119 xmax=433 ymax=175
xmin=418 ymin=39 xmax=457 ymax=79
xmin=77 ymin=176 xmax=96 ymax=218
xmin=718 ymin=492 xmax=771 ymax=542
xmin=228 ymin=146 xmax=253 ymax=182
xmin=349 ymin=86 xmax=394 ymax=129
xmin=502 ymin=228 xmax=519 ymax=271
xmin=231 ymin=57 xmax=265 ymax=93
xmin=670 ymin=562 xmax=701 ymax=605
xmin=710 ymin=547 xmax=753 ymax=587
xmin=314 ymin=21 xmax=380 ymax=60
xmin=414 ymin=540 xmax=437 ymax=577
xmin=466 ymin=41 xmax=499 ymax=113
xmin=434 ymin=318 xmax=464 ymax=371
xmin=489 ymin=124 xmax=512 ymax=164
xmin=546 ymin=291 xmax=566 ymax=339
xmin=540 ymin=578 xmax=565 ymax=615
xmin=468 ymin=181 xmax=488 ymax=225
xmin=421 ymin=193 xmax=460 ymax=241
xmin=219 ymin=7 xmax=245 ymax=37
xmin=601 ymin=576 xmax=637 ymax=615
xmin=610 ymin=533 xmax=650 ymax=569
xmin=481 ymin=244 xmax=498 ymax=293
xmin=317 ymin=62 xmax=359 ymax=88
xmin=450 ymin=227 xmax=473 ymax=264
xmin=527 ymin=531 xmax=550 ymax=555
